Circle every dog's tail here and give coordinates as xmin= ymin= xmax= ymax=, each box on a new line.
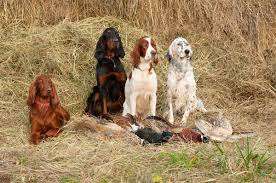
xmin=85 ymin=86 xmax=96 ymax=113
xmin=84 ymin=86 xmax=101 ymax=116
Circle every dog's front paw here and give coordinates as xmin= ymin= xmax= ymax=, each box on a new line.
xmin=168 ymin=116 xmax=174 ymax=124
xmin=181 ymin=119 xmax=187 ymax=126
xmin=181 ymin=117 xmax=188 ymax=126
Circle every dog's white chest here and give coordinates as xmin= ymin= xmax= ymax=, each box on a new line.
xmin=123 ymin=67 xmax=157 ymax=117
xmin=130 ymin=69 xmax=157 ymax=93
xmin=167 ymin=65 xmax=196 ymax=95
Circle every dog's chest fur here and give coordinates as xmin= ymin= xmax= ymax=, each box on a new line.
xmin=167 ymin=60 xmax=196 ymax=97
xmin=129 ymin=68 xmax=157 ymax=93
xmin=125 ymin=65 xmax=157 ymax=116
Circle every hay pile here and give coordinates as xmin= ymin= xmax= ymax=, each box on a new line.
xmin=0 ymin=16 xmax=275 ymax=182
xmin=0 ymin=16 xmax=148 ymax=122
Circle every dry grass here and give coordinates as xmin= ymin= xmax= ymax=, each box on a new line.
xmin=0 ymin=0 xmax=275 ymax=182
xmin=1 ymin=0 xmax=275 ymax=48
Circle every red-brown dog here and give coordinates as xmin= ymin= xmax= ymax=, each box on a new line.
xmin=27 ymin=75 xmax=70 ymax=144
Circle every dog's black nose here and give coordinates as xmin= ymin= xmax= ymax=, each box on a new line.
xmin=151 ymin=50 xmax=156 ymax=55
xmin=185 ymin=49 xmax=190 ymax=55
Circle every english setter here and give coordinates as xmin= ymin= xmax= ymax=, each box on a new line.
xmin=166 ymin=37 xmax=206 ymax=124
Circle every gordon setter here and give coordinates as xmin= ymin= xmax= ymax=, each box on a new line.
xmin=85 ymin=27 xmax=127 ymax=117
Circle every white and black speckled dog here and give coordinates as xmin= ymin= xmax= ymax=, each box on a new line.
xmin=166 ymin=37 xmax=206 ymax=125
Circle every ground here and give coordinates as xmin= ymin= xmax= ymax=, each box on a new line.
xmin=0 ymin=17 xmax=275 ymax=182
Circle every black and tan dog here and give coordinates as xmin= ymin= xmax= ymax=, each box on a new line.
xmin=85 ymin=27 xmax=127 ymax=117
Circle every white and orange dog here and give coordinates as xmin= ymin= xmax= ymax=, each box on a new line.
xmin=166 ymin=37 xmax=206 ymax=124
xmin=123 ymin=37 xmax=159 ymax=117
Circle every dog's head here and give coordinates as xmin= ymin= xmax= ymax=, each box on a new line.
xmin=94 ymin=27 xmax=125 ymax=60
xmin=131 ymin=37 xmax=159 ymax=68
xmin=166 ymin=37 xmax=192 ymax=62
xmin=27 ymin=75 xmax=60 ymax=108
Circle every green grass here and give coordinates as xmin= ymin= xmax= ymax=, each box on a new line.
xmin=236 ymin=139 xmax=274 ymax=181
xmin=159 ymin=149 xmax=201 ymax=170
xmin=18 ymin=155 xmax=28 ymax=166
xmin=151 ymin=174 xmax=164 ymax=183
xmin=60 ymin=176 xmax=80 ymax=183
xmin=212 ymin=139 xmax=275 ymax=182
xmin=213 ymin=142 xmax=231 ymax=173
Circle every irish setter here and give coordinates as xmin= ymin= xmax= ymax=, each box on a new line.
xmin=123 ymin=37 xmax=159 ymax=117
xmin=27 ymin=75 xmax=70 ymax=144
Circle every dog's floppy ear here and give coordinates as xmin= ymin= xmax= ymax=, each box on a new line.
xmin=165 ymin=51 xmax=172 ymax=62
xmin=94 ymin=33 xmax=106 ymax=61
xmin=50 ymin=81 xmax=60 ymax=108
xmin=27 ymin=80 xmax=37 ymax=107
xmin=131 ymin=41 xmax=141 ymax=68
xmin=166 ymin=42 xmax=174 ymax=62
xmin=116 ymin=31 xmax=125 ymax=59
